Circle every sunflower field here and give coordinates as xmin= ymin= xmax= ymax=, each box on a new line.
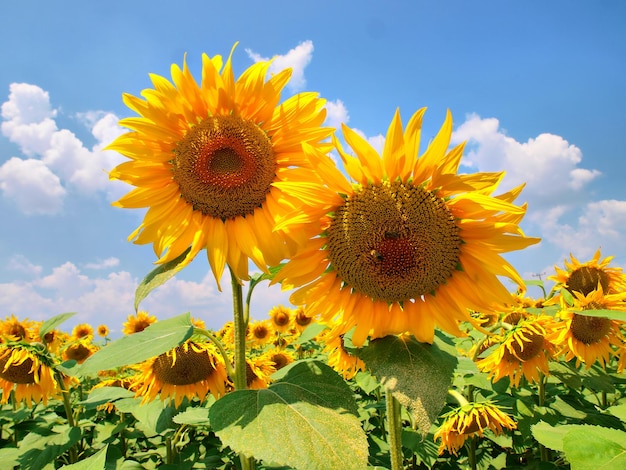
xmin=1 ymin=44 xmax=625 ymax=470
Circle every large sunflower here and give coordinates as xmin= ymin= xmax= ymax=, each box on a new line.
xmin=274 ymin=108 xmax=540 ymax=345
xmin=108 ymin=44 xmax=331 ymax=284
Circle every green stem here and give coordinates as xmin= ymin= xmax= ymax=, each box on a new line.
xmin=537 ymin=373 xmax=549 ymax=462
xmin=468 ymin=436 xmax=477 ymax=470
xmin=385 ymin=387 xmax=403 ymax=470
xmin=54 ymin=370 xmax=78 ymax=464
xmin=196 ymin=328 xmax=236 ymax=380
xmin=448 ymin=389 xmax=470 ymax=407
xmin=230 ymin=266 xmax=255 ymax=470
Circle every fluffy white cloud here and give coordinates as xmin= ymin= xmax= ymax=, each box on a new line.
xmin=325 ymin=99 xmax=349 ymax=129
xmin=451 ymin=114 xmax=600 ymax=207
xmin=0 ymin=157 xmax=66 ymax=214
xmin=246 ymin=40 xmax=314 ymax=92
xmin=0 ymin=83 xmax=126 ymax=213
xmin=83 ymin=257 xmax=120 ymax=270
xmin=7 ymin=254 xmax=43 ymax=277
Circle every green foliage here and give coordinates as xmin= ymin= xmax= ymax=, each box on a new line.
xmin=59 ymin=445 xmax=108 ymax=469
xmin=39 ymin=312 xmax=77 ymax=338
xmin=358 ymin=334 xmax=458 ymax=435
xmin=210 ymin=360 xmax=369 ymax=470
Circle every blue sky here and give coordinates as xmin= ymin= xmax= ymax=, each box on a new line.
xmin=1 ymin=1 xmax=625 ymax=335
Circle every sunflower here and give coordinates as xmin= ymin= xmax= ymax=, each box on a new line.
xmin=107 ymin=44 xmax=331 ymax=285
xmin=247 ymin=320 xmax=273 ymax=347
xmin=72 ymin=323 xmax=94 ymax=340
xmin=549 ymin=288 xmax=626 ymax=368
xmin=548 ymin=249 xmax=626 ymax=297
xmin=62 ymin=339 xmax=99 ymax=364
xmin=476 ymin=315 xmax=556 ymax=387
xmin=97 ymin=324 xmax=109 ymax=337
xmin=245 ymin=355 xmax=276 ymax=390
xmin=0 ymin=315 xmax=37 ymax=342
xmin=0 ymin=344 xmax=59 ymax=406
xmin=274 ymin=108 xmax=540 ymax=345
xmin=132 ymin=340 xmax=228 ymax=407
xmin=36 ymin=326 xmax=68 ymax=354
xmin=320 ymin=328 xmax=365 ymax=380
xmin=263 ymin=348 xmax=295 ymax=371
xmin=122 ymin=311 xmax=157 ymax=335
xmin=268 ymin=305 xmax=293 ymax=334
xmin=434 ymin=401 xmax=516 ymax=456
xmin=293 ymin=306 xmax=315 ymax=333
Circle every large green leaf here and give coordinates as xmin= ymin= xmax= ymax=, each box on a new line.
xmin=563 ymin=426 xmax=626 ymax=470
xmin=114 ymin=396 xmax=177 ymax=437
xmin=39 ymin=312 xmax=77 ymax=338
xmin=75 ymin=313 xmax=194 ymax=376
xmin=134 ymin=247 xmax=191 ymax=311
xmin=12 ymin=425 xmax=82 ymax=470
xmin=572 ymin=308 xmax=626 ymax=322
xmin=59 ymin=445 xmax=108 ymax=469
xmin=210 ymin=360 xmax=368 ymax=470
xmin=358 ymin=334 xmax=458 ymax=435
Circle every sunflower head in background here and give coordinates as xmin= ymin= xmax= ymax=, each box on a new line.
xmin=107 ymin=43 xmax=332 ymax=286
xmin=274 ymin=108 xmax=540 ymax=346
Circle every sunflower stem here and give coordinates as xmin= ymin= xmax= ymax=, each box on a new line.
xmin=448 ymin=388 xmax=470 ymax=407
xmin=468 ymin=436 xmax=477 ymax=470
xmin=537 ymin=373 xmax=550 ymax=462
xmin=54 ymin=370 xmax=78 ymax=464
xmin=196 ymin=328 xmax=236 ymax=381
xmin=385 ymin=386 xmax=404 ymax=470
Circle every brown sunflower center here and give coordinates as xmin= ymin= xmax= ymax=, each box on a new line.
xmin=7 ymin=324 xmax=27 ymax=340
xmin=152 ymin=345 xmax=215 ymax=386
xmin=252 ymin=325 xmax=270 ymax=340
xmin=567 ymin=266 xmax=610 ymax=296
xmin=273 ymin=312 xmax=290 ymax=327
xmin=65 ymin=344 xmax=93 ymax=363
xmin=0 ymin=355 xmax=36 ymax=384
xmin=295 ymin=310 xmax=312 ymax=328
xmin=462 ymin=413 xmax=490 ymax=434
xmin=270 ymin=353 xmax=290 ymax=370
xmin=325 ymin=181 xmax=461 ymax=302
xmin=504 ymin=331 xmax=544 ymax=362
xmin=172 ymin=115 xmax=276 ymax=220
xmin=570 ymin=314 xmax=612 ymax=345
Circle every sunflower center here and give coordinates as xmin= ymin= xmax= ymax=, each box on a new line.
xmin=273 ymin=312 xmax=290 ymax=327
xmin=252 ymin=325 xmax=270 ymax=340
xmin=570 ymin=314 xmax=612 ymax=344
xmin=0 ymin=355 xmax=36 ymax=384
xmin=504 ymin=331 xmax=544 ymax=362
xmin=325 ymin=181 xmax=461 ymax=302
xmin=65 ymin=344 xmax=93 ymax=363
xmin=172 ymin=115 xmax=276 ymax=220
xmin=153 ymin=345 xmax=215 ymax=386
xmin=567 ymin=267 xmax=610 ymax=296
xmin=462 ymin=413 xmax=489 ymax=434
xmin=8 ymin=324 xmax=27 ymax=340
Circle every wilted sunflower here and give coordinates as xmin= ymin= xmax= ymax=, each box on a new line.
xmin=107 ymin=44 xmax=331 ymax=285
xmin=274 ymin=108 xmax=540 ymax=345
xmin=0 ymin=315 xmax=36 ymax=342
xmin=434 ymin=401 xmax=516 ymax=456
xmin=122 ymin=311 xmax=157 ymax=335
xmin=549 ymin=288 xmax=626 ymax=368
xmin=133 ymin=341 xmax=227 ymax=407
xmin=476 ymin=315 xmax=556 ymax=387
xmin=0 ymin=344 xmax=59 ymax=406
xmin=72 ymin=323 xmax=94 ymax=340
xmin=269 ymin=305 xmax=293 ymax=334
xmin=549 ymin=249 xmax=626 ymax=297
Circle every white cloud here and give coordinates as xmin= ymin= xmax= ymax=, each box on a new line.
xmin=451 ymin=113 xmax=600 ymax=208
xmin=325 ymin=99 xmax=350 ymax=129
xmin=1 ymin=83 xmax=126 ymax=213
xmin=7 ymin=255 xmax=43 ymax=277
xmin=246 ymin=40 xmax=314 ymax=92
xmin=0 ymin=157 xmax=66 ymax=214
xmin=84 ymin=257 xmax=120 ymax=270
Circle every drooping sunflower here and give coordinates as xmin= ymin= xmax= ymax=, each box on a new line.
xmin=122 ymin=311 xmax=157 ymax=335
xmin=549 ymin=288 xmax=626 ymax=368
xmin=548 ymin=249 xmax=626 ymax=297
xmin=476 ymin=315 xmax=557 ymax=387
xmin=0 ymin=344 xmax=59 ymax=406
xmin=274 ymin=108 xmax=540 ymax=345
xmin=132 ymin=340 xmax=228 ymax=407
xmin=434 ymin=401 xmax=516 ymax=456
xmin=107 ymin=44 xmax=331 ymax=285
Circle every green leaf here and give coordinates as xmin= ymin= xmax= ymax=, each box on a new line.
xmin=358 ymin=335 xmax=458 ymax=435
xmin=173 ymin=407 xmax=211 ymax=426
xmin=114 ymin=397 xmax=177 ymax=437
xmin=134 ymin=247 xmax=191 ymax=311
xmin=210 ymin=360 xmax=368 ymax=470
xmin=607 ymin=403 xmax=626 ymax=422
xmin=59 ymin=445 xmax=108 ymax=469
xmin=531 ymin=421 xmax=569 ymax=452
xmin=39 ymin=312 xmax=77 ymax=338
xmin=75 ymin=313 xmax=194 ymax=376
xmin=563 ymin=426 xmax=626 ymax=470
xmin=80 ymin=386 xmax=136 ymax=408
xmin=572 ymin=309 xmax=626 ymax=322
xmin=295 ymin=322 xmax=327 ymax=344
xmin=16 ymin=425 xmax=82 ymax=470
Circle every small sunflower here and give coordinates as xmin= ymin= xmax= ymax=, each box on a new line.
xmin=268 ymin=305 xmax=293 ymax=334
xmin=107 ymin=44 xmax=331 ymax=285
xmin=434 ymin=401 xmax=516 ymax=456
xmin=0 ymin=344 xmax=59 ymax=406
xmin=0 ymin=315 xmax=37 ymax=342
xmin=548 ymin=249 xmax=626 ymax=297
xmin=274 ymin=108 xmax=540 ymax=345
xmin=122 ymin=311 xmax=157 ymax=335
xmin=97 ymin=324 xmax=109 ymax=337
xmin=476 ymin=315 xmax=556 ymax=387
xmin=247 ymin=320 xmax=273 ymax=347
xmin=293 ymin=306 xmax=315 ymax=333
xmin=62 ymin=339 xmax=99 ymax=364
xmin=132 ymin=341 xmax=228 ymax=407
xmin=72 ymin=323 xmax=94 ymax=340
xmin=549 ymin=288 xmax=626 ymax=368
xmin=36 ymin=326 xmax=68 ymax=354
xmin=263 ymin=348 xmax=295 ymax=371
xmin=245 ymin=355 xmax=276 ymax=390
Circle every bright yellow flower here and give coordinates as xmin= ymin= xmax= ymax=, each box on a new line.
xmin=62 ymin=339 xmax=99 ymax=364
xmin=0 ymin=344 xmax=60 ymax=406
xmin=262 ymin=348 xmax=295 ymax=371
xmin=107 ymin=44 xmax=331 ymax=285
xmin=320 ymin=327 xmax=365 ymax=380
xmin=72 ymin=323 xmax=94 ymax=340
xmin=132 ymin=341 xmax=228 ymax=407
xmin=549 ymin=288 xmax=626 ymax=368
xmin=0 ymin=315 xmax=37 ymax=342
xmin=245 ymin=355 xmax=276 ymax=390
xmin=274 ymin=108 xmax=540 ymax=345
xmin=247 ymin=320 xmax=273 ymax=347
xmin=122 ymin=311 xmax=157 ymax=335
xmin=268 ymin=305 xmax=293 ymax=334
xmin=476 ymin=315 xmax=556 ymax=387
xmin=434 ymin=401 xmax=516 ymax=455
xmin=293 ymin=306 xmax=315 ymax=333
xmin=97 ymin=324 xmax=109 ymax=337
